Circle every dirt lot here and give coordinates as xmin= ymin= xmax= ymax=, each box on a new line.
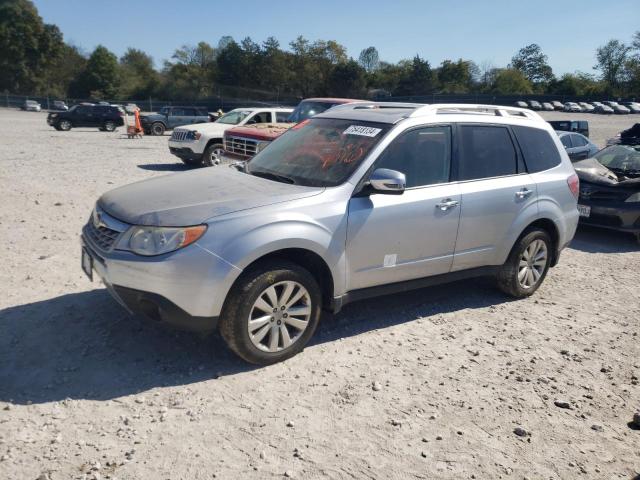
xmin=1 ymin=108 xmax=639 ymax=480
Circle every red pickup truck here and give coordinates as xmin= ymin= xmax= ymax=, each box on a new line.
xmin=222 ymin=97 xmax=362 ymax=162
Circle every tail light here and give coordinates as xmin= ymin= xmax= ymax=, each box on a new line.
xmin=567 ymin=174 xmax=579 ymax=200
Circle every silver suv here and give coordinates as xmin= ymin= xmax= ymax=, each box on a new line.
xmin=82 ymin=103 xmax=579 ymax=364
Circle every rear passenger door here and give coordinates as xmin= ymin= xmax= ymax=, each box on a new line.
xmin=452 ymin=124 xmax=536 ymax=271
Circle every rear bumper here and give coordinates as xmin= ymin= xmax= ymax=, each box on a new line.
xmin=578 ymin=201 xmax=640 ymax=233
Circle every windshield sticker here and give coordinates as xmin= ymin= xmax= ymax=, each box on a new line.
xmin=343 ymin=125 xmax=382 ymax=137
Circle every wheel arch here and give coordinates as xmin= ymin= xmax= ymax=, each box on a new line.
xmin=204 ymin=138 xmax=224 ymax=150
xmin=519 ymin=218 xmax=561 ymax=266
xmin=230 ymin=248 xmax=335 ymax=311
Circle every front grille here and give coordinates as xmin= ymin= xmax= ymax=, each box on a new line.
xmin=225 ymin=135 xmax=257 ymax=157
xmin=170 ymin=130 xmax=192 ymax=142
xmin=583 ymin=190 xmax=630 ymax=202
xmin=84 ymin=219 xmax=120 ymax=251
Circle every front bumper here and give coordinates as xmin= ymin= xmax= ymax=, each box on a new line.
xmin=81 ymin=226 xmax=242 ymax=332
xmin=169 ymin=146 xmax=201 ymax=162
xmin=578 ymin=200 xmax=640 ymax=233
xmin=220 ymin=151 xmax=251 ymax=163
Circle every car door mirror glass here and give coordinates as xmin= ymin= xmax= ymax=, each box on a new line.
xmin=368 ymin=168 xmax=406 ymax=194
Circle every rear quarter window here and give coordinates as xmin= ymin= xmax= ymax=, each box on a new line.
xmin=512 ymin=125 xmax=562 ymax=173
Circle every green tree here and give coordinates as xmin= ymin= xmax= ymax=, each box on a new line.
xmin=0 ymin=0 xmax=65 ymax=94
xmin=327 ymin=59 xmax=366 ymax=97
xmin=437 ymin=59 xmax=474 ymax=93
xmin=395 ymin=56 xmax=434 ymax=96
xmin=358 ymin=46 xmax=379 ymax=73
xmin=119 ymin=48 xmax=159 ymax=99
xmin=71 ymin=45 xmax=120 ymax=99
xmin=510 ymin=44 xmax=554 ymax=87
xmin=491 ymin=68 xmax=533 ymax=94
xmin=595 ymin=39 xmax=631 ymax=94
xmin=162 ymin=42 xmax=215 ymax=99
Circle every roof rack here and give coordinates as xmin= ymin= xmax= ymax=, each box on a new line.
xmin=409 ymin=104 xmax=545 ymax=122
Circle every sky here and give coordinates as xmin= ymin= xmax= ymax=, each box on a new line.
xmin=33 ymin=0 xmax=639 ymax=75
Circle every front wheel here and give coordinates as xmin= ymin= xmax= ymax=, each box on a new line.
xmin=58 ymin=120 xmax=72 ymax=131
xmin=150 ymin=122 xmax=165 ymax=136
xmin=202 ymin=143 xmax=226 ymax=167
xmin=219 ymin=261 xmax=322 ymax=365
xmin=497 ymin=229 xmax=552 ymax=298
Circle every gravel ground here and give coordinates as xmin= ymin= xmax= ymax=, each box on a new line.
xmin=1 ymin=108 xmax=639 ymax=480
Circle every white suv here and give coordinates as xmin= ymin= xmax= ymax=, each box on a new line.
xmin=168 ymin=107 xmax=293 ymax=166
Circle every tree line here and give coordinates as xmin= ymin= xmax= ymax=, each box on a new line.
xmin=1 ymin=0 xmax=639 ymax=102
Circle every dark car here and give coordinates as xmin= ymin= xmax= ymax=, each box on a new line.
xmin=556 ymin=131 xmax=599 ymax=161
xmin=140 ymin=106 xmax=210 ymax=136
xmin=47 ymin=104 xmax=124 ymax=131
xmin=51 ymin=100 xmax=68 ymax=111
xmin=572 ymin=142 xmax=640 ymax=242
xmin=547 ymin=120 xmax=589 ymax=138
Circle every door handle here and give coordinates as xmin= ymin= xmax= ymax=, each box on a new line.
xmin=515 ymin=188 xmax=533 ymax=199
xmin=436 ymin=198 xmax=459 ymax=211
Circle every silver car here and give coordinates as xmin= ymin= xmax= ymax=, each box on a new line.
xmin=556 ymin=131 xmax=599 ymax=161
xmin=82 ymin=103 xmax=579 ymax=364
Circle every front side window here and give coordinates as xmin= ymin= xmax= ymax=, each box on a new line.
xmin=247 ymin=118 xmax=390 ymax=187
xmin=247 ymin=112 xmax=270 ymax=124
xmin=216 ymin=110 xmax=252 ymax=125
xmin=572 ymin=134 xmax=588 ymax=147
xmin=458 ymin=125 xmax=518 ymax=180
xmin=375 ymin=126 xmax=451 ymax=188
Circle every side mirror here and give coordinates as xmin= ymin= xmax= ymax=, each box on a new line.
xmin=368 ymin=168 xmax=406 ymax=195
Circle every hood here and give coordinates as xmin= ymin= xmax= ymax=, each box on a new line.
xmin=573 ymin=157 xmax=640 ymax=186
xmin=99 ymin=167 xmax=323 ymax=226
xmin=178 ymin=122 xmax=229 ymax=135
xmin=227 ymin=123 xmax=292 ymax=141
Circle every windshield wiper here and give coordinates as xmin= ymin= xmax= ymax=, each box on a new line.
xmin=250 ymin=169 xmax=296 ymax=184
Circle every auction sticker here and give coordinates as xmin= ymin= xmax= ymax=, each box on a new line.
xmin=344 ymin=125 xmax=382 ymax=137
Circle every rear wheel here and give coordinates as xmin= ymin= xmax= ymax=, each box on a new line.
xmin=58 ymin=120 xmax=72 ymax=131
xmin=219 ymin=261 xmax=322 ymax=365
xmin=103 ymin=121 xmax=116 ymax=132
xmin=150 ymin=122 xmax=165 ymax=136
xmin=497 ymin=229 xmax=552 ymax=298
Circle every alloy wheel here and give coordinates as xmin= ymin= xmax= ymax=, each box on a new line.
xmin=518 ymin=239 xmax=548 ymax=289
xmin=247 ymin=281 xmax=312 ymax=353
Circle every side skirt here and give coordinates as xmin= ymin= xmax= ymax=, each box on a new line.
xmin=331 ymin=266 xmax=499 ymax=314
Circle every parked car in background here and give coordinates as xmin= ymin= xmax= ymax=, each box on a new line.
xmin=515 ymin=101 xmax=528 ymax=108
xmin=80 ymin=102 xmax=578 ymax=364
xmin=593 ymin=103 xmax=615 ymax=114
xmin=528 ymin=100 xmax=542 ymax=110
xmin=578 ymin=102 xmax=595 ymax=113
xmin=222 ymin=97 xmax=363 ymax=162
xmin=606 ymin=123 xmax=640 ymax=146
xmin=563 ymin=102 xmax=582 ymax=113
xmin=542 ymin=102 xmax=555 ymax=111
xmin=125 ymin=103 xmax=139 ymax=114
xmin=551 ymin=101 xmax=564 ymax=111
xmin=572 ymin=142 xmax=640 ymax=242
xmin=51 ymin=100 xmax=68 ymax=111
xmin=141 ymin=106 xmax=210 ymax=136
xmin=21 ymin=100 xmax=41 ymax=112
xmin=47 ymin=104 xmax=124 ymax=131
xmin=622 ymin=102 xmax=640 ymax=114
xmin=547 ymin=120 xmax=589 ymax=138
xmin=603 ymin=101 xmax=630 ymax=114
xmin=556 ymin=131 xmax=599 ymax=161
xmin=168 ymin=107 xmax=293 ymax=167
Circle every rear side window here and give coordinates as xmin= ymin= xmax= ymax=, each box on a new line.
xmin=458 ymin=125 xmax=517 ymax=180
xmin=512 ymin=126 xmax=562 ymax=173
xmin=276 ymin=112 xmax=290 ymax=122
xmin=560 ymin=135 xmax=572 ymax=148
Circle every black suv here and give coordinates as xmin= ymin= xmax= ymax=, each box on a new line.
xmin=47 ymin=105 xmax=125 ymax=132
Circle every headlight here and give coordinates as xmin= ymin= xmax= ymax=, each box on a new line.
xmin=625 ymin=192 xmax=640 ymax=203
xmin=256 ymin=141 xmax=270 ymax=153
xmin=128 ymin=225 xmax=207 ymax=256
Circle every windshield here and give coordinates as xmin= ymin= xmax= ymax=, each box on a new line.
xmin=216 ymin=110 xmax=252 ymax=125
xmin=246 ymin=118 xmax=390 ymax=187
xmin=594 ymin=145 xmax=640 ymax=172
xmin=287 ymin=101 xmax=340 ymax=123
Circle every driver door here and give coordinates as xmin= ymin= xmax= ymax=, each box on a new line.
xmin=346 ymin=125 xmax=461 ymax=291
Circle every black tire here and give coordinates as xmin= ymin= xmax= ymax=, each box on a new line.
xmin=219 ymin=260 xmax=322 ymax=365
xmin=202 ymin=143 xmax=226 ymax=167
xmin=150 ymin=122 xmax=165 ymax=136
xmin=496 ymin=228 xmax=552 ymax=298
xmin=103 ymin=121 xmax=116 ymax=132
xmin=58 ymin=120 xmax=72 ymax=131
